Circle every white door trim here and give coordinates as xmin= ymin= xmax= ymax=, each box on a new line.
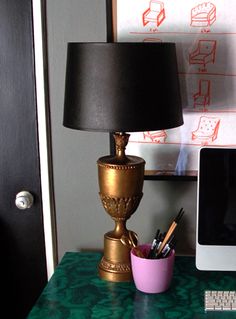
xmin=32 ymin=0 xmax=57 ymax=279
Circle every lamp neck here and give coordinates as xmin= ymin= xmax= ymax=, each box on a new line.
xmin=113 ymin=132 xmax=130 ymax=162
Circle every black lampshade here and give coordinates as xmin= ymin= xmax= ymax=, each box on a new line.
xmin=63 ymin=42 xmax=183 ymax=132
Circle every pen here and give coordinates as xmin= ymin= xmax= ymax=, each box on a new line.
xmin=156 ymin=208 xmax=184 ymax=257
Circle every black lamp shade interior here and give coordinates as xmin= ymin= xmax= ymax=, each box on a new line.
xmin=63 ymin=42 xmax=183 ymax=132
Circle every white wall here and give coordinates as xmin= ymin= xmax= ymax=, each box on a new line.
xmin=47 ymin=0 xmax=197 ymax=261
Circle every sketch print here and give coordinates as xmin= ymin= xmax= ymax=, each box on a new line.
xmin=143 ymin=130 xmax=167 ymax=143
xmin=142 ymin=1 xmax=166 ymax=27
xmin=193 ymin=79 xmax=211 ymax=111
xmin=191 ymin=116 xmax=220 ymax=144
xmin=116 ymin=0 xmax=236 ymax=175
xmin=190 ymin=2 xmax=216 ymax=28
xmin=189 ymin=39 xmax=216 ymax=71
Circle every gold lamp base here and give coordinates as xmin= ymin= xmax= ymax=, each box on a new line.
xmin=97 ymin=133 xmax=145 ymax=282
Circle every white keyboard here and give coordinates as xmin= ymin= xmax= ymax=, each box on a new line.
xmin=205 ymin=290 xmax=236 ymax=311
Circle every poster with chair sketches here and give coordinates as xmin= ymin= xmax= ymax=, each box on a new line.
xmin=115 ymin=0 xmax=236 ymax=177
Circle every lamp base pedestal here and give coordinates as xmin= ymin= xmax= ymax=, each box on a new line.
xmin=98 ymin=232 xmax=132 ymax=282
xmin=97 ymin=132 xmax=145 ymax=282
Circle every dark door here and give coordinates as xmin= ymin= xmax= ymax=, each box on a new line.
xmin=0 ymin=0 xmax=48 ymax=317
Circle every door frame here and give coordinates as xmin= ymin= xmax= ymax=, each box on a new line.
xmin=32 ymin=0 xmax=57 ymax=279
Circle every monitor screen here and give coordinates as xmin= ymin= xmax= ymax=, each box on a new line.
xmin=196 ymin=147 xmax=236 ymax=271
xmin=198 ymin=148 xmax=236 ymax=246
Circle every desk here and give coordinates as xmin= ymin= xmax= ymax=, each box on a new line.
xmin=27 ymin=252 xmax=236 ymax=319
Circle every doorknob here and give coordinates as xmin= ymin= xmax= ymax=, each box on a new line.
xmin=15 ymin=191 xmax=34 ymax=210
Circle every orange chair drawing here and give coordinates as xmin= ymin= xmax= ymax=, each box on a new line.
xmin=191 ymin=2 xmax=216 ymax=27
xmin=192 ymin=116 xmax=220 ymax=144
xmin=143 ymin=130 xmax=167 ymax=143
xmin=143 ymin=1 xmax=165 ymax=27
xmin=193 ymin=79 xmax=211 ymax=111
xmin=189 ymin=40 xmax=216 ymax=69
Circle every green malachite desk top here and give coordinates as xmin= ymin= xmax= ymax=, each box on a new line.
xmin=27 ymin=252 xmax=236 ymax=319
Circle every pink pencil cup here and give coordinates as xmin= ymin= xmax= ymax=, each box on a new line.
xmin=130 ymin=244 xmax=175 ymax=294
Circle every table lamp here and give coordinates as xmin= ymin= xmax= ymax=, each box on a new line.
xmin=63 ymin=42 xmax=183 ymax=282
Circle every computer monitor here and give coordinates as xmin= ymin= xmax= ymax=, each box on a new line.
xmin=196 ymin=147 xmax=236 ymax=271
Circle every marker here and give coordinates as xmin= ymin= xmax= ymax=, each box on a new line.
xmin=160 ymin=235 xmax=176 ymax=258
xmin=148 ymin=229 xmax=160 ymax=258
